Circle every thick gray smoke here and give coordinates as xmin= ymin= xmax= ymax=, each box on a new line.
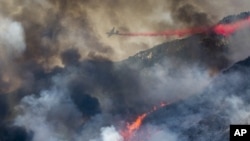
xmin=0 ymin=15 xmax=26 ymax=93
xmin=0 ymin=0 xmax=250 ymax=141
xmin=0 ymin=0 xmax=249 ymax=61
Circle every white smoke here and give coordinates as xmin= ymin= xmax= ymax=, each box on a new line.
xmin=0 ymin=15 xmax=26 ymax=59
xmin=138 ymin=61 xmax=212 ymax=104
xmin=227 ymin=29 xmax=250 ymax=63
xmin=1 ymin=1 xmax=250 ymax=141
xmin=0 ymin=15 xmax=26 ymax=92
xmin=100 ymin=126 xmax=123 ymax=141
xmin=148 ymin=130 xmax=178 ymax=141
xmin=224 ymin=96 xmax=250 ymax=124
xmin=14 ymin=87 xmax=83 ymax=141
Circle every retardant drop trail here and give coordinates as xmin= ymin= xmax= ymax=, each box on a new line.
xmin=117 ymin=16 xmax=250 ymax=38
xmin=214 ymin=17 xmax=250 ymax=36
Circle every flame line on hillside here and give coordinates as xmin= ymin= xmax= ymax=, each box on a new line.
xmin=120 ymin=102 xmax=168 ymax=141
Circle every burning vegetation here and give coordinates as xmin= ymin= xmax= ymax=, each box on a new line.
xmin=0 ymin=1 xmax=250 ymax=141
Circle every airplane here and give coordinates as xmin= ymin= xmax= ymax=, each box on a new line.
xmin=106 ymin=27 xmax=119 ymax=37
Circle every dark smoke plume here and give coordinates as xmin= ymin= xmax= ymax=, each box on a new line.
xmin=0 ymin=0 xmax=250 ymax=141
xmin=1 ymin=0 xmax=249 ymax=62
xmin=169 ymin=0 xmax=213 ymax=27
xmin=0 ymin=95 xmax=8 ymax=121
xmin=0 ymin=124 xmax=32 ymax=141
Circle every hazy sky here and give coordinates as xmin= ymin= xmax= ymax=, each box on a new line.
xmin=0 ymin=0 xmax=249 ymax=62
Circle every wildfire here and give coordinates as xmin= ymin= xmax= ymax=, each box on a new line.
xmin=121 ymin=113 xmax=147 ymax=141
xmin=127 ymin=113 xmax=147 ymax=133
xmin=120 ymin=102 xmax=168 ymax=141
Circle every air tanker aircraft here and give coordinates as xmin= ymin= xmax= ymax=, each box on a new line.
xmin=106 ymin=27 xmax=119 ymax=37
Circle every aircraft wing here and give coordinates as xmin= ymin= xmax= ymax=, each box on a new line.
xmin=106 ymin=27 xmax=118 ymax=37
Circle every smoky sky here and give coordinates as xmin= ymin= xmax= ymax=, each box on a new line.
xmin=0 ymin=0 xmax=250 ymax=141
xmin=0 ymin=0 xmax=249 ymax=61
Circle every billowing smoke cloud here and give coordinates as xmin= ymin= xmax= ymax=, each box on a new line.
xmin=0 ymin=15 xmax=25 ymax=58
xmin=14 ymin=80 xmax=87 ymax=140
xmin=129 ymin=56 xmax=250 ymax=141
xmin=133 ymin=124 xmax=179 ymax=141
xmin=0 ymin=15 xmax=26 ymax=93
xmin=168 ymin=0 xmax=213 ymax=27
xmin=0 ymin=1 xmax=250 ymax=141
xmin=0 ymin=0 xmax=250 ymax=62
xmin=100 ymin=126 xmax=123 ymax=141
xmin=0 ymin=124 xmax=32 ymax=141
xmin=9 ymin=50 xmax=214 ymax=141
xmin=0 ymin=94 xmax=8 ymax=121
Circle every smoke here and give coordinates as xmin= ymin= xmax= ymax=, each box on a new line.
xmin=0 ymin=41 xmax=212 ymax=141
xmin=14 ymin=88 xmax=83 ymax=141
xmin=0 ymin=0 xmax=249 ymax=62
xmin=168 ymin=0 xmax=213 ymax=27
xmin=227 ymin=26 xmax=250 ymax=62
xmin=134 ymin=60 xmax=212 ymax=106
xmin=0 ymin=94 xmax=8 ymax=121
xmin=135 ymin=57 xmax=250 ymax=141
xmin=225 ymin=96 xmax=250 ymax=124
xmin=0 ymin=124 xmax=32 ymax=141
xmin=0 ymin=15 xmax=25 ymax=58
xmin=100 ymin=126 xmax=123 ymax=141
xmin=137 ymin=124 xmax=178 ymax=141
xmin=147 ymin=129 xmax=177 ymax=141
xmin=117 ymin=26 xmax=210 ymax=37
xmin=0 ymin=15 xmax=26 ymax=93
xmin=10 ymin=53 xmax=214 ymax=141
xmin=1 ymin=1 xmax=250 ymax=141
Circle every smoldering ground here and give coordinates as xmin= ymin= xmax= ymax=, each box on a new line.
xmin=0 ymin=0 xmax=250 ymax=141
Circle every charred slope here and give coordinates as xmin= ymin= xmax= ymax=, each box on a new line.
xmin=124 ymin=33 xmax=229 ymax=71
xmin=124 ymin=11 xmax=250 ymax=71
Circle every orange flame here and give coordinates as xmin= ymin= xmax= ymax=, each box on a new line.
xmin=127 ymin=113 xmax=147 ymax=133
xmin=121 ymin=102 xmax=168 ymax=141
xmin=121 ymin=113 xmax=147 ymax=141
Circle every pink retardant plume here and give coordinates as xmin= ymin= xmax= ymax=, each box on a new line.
xmin=118 ymin=26 xmax=210 ymax=37
xmin=213 ymin=17 xmax=250 ymax=36
xmin=118 ymin=17 xmax=250 ymax=37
